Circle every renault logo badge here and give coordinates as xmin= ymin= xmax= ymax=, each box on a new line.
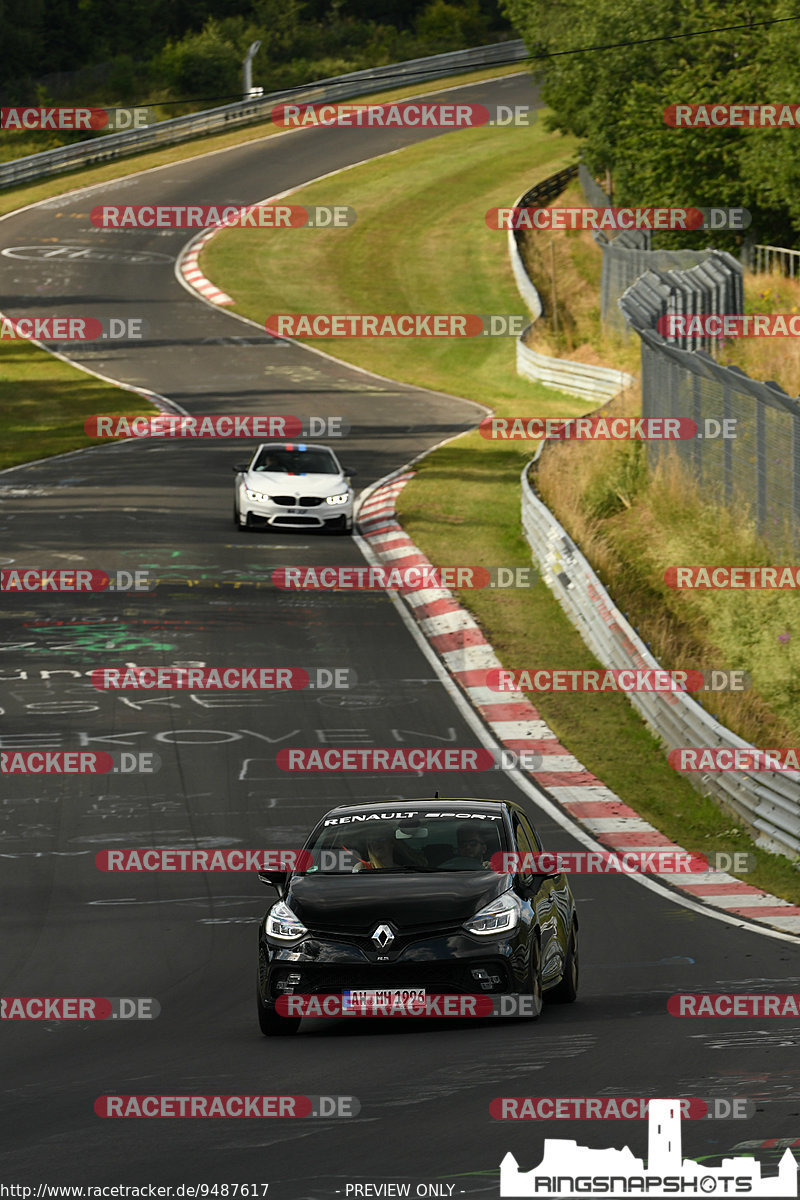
xmin=371 ymin=923 xmax=394 ymax=948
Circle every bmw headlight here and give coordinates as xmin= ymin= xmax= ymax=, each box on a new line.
xmin=463 ymin=891 xmax=520 ymax=936
xmin=325 ymin=492 xmax=349 ymax=506
xmin=245 ymin=488 xmax=267 ymax=501
xmin=266 ymin=900 xmax=308 ymax=942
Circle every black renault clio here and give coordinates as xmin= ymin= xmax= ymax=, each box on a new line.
xmin=256 ymin=798 xmax=579 ymax=1035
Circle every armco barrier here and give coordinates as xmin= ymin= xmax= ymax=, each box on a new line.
xmin=521 ymin=457 xmax=800 ymax=859
xmin=0 ymin=41 xmax=528 ymax=190
xmin=509 ymin=164 xmax=636 ymax=400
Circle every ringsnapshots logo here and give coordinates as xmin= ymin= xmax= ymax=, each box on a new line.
xmin=478 ymin=416 xmax=736 ymax=441
xmin=499 ymin=1099 xmax=796 ymax=1197
xmin=0 ymin=316 xmax=147 ymax=341
xmin=84 ymin=415 xmax=347 ymax=438
xmin=265 ymin=314 xmax=527 ymax=337
xmin=486 ymin=207 xmax=750 ymax=232
xmin=271 ymin=101 xmax=535 ymax=128
xmin=0 ymin=107 xmax=154 ymax=131
xmin=2 ymin=997 xmax=158 ymax=1020
xmin=91 ymin=204 xmax=355 ymax=229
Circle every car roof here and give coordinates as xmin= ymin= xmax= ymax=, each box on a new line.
xmin=322 ymin=798 xmax=507 ymax=817
xmin=252 ymin=442 xmax=336 ymax=451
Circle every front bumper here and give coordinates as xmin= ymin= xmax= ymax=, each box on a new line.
xmin=258 ymin=927 xmax=530 ymax=1005
xmin=243 ymin=496 xmax=353 ymax=529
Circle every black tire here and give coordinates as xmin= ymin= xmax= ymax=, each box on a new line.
xmin=523 ymin=936 xmax=543 ymax=1020
xmin=257 ymin=986 xmax=301 ymax=1036
xmin=548 ymin=921 xmax=579 ymax=1004
xmin=237 ymin=511 xmax=255 ymax=533
xmin=233 ymin=502 xmax=240 ymax=528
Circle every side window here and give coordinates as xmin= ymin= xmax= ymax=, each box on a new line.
xmin=512 ymin=815 xmax=535 ymax=877
xmin=520 ymin=813 xmax=543 ymax=853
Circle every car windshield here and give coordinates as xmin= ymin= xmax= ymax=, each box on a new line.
xmin=300 ymin=812 xmax=508 ymax=873
xmin=251 ymin=447 xmax=339 ymax=475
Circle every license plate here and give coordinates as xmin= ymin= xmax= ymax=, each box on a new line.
xmin=343 ymin=988 xmax=426 ymax=1012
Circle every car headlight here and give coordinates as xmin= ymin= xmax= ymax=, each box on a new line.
xmin=266 ymin=900 xmax=308 ymax=942
xmin=463 ymin=891 xmax=520 ymax=936
xmin=325 ymin=492 xmax=350 ymax=506
xmin=245 ymin=488 xmax=267 ymax=501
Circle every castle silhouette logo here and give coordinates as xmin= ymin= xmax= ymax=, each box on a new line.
xmin=500 ymin=1098 xmax=798 ymax=1197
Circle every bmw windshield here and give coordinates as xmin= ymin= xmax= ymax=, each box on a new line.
xmin=301 ymin=812 xmax=508 ymax=873
xmin=251 ymin=447 xmax=340 ymax=474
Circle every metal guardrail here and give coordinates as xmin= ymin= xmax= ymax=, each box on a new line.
xmin=747 ymin=243 xmax=800 ymax=278
xmin=520 ymin=461 xmax=800 ymax=860
xmin=509 ymin=164 xmax=636 ymax=400
xmin=0 ymin=40 xmax=528 ymax=190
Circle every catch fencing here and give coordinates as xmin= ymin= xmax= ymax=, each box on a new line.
xmin=578 ymin=164 xmax=741 ymax=338
xmin=0 ymin=40 xmax=528 ymax=190
xmin=619 ymin=270 xmax=800 ymax=550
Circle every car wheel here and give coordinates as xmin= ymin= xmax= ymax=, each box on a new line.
xmin=525 ymin=936 xmax=543 ymax=1020
xmin=238 ymin=511 xmax=255 ymax=533
xmin=548 ymin=921 xmax=579 ymax=1004
xmin=257 ymin=984 xmax=301 ymax=1036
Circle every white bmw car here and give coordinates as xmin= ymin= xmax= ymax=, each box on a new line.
xmin=233 ymin=442 xmax=356 ymax=533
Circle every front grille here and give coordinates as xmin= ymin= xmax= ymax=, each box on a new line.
xmin=270 ymin=961 xmax=511 ymax=998
xmin=270 ymin=495 xmax=295 ymax=505
xmin=299 ymin=496 xmax=324 ymax=507
xmin=274 ymin=516 xmax=320 ymax=526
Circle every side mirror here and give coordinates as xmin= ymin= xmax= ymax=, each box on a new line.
xmin=257 ymin=870 xmax=288 ymax=898
xmin=233 ymin=463 xmax=249 ymax=473
xmin=343 ymin=467 xmax=357 ymax=477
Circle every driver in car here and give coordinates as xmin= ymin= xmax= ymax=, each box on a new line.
xmin=439 ymin=823 xmax=491 ymax=869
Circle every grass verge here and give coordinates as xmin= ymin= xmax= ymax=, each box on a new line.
xmin=203 ymin=117 xmax=800 ymax=902
xmin=0 ymin=64 xmax=529 ymax=469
